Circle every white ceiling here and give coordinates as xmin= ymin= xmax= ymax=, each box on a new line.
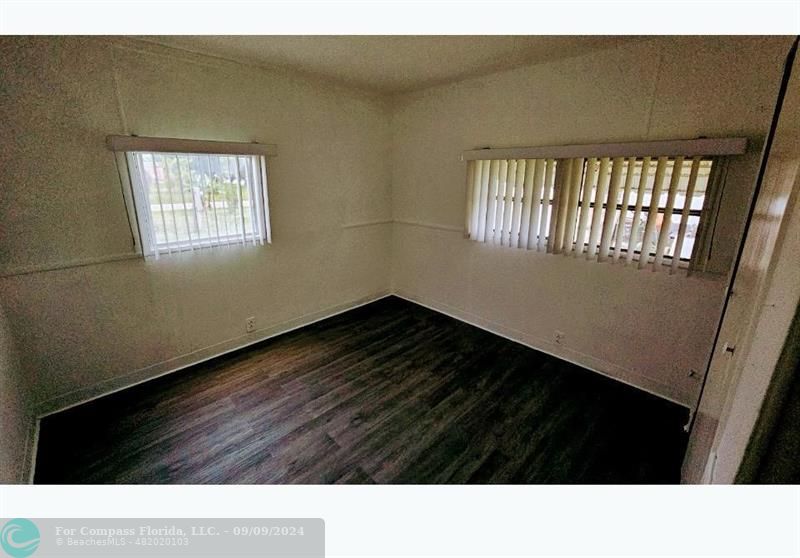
xmin=139 ymin=36 xmax=641 ymax=94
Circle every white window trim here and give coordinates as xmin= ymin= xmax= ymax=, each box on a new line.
xmin=107 ymin=135 xmax=277 ymax=157
xmin=461 ymin=137 xmax=747 ymax=161
xmin=108 ymin=135 xmax=276 ymax=258
xmin=462 ymin=137 xmax=747 ymax=276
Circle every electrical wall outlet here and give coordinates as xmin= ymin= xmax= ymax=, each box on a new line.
xmin=245 ymin=316 xmax=256 ymax=333
xmin=554 ymin=330 xmax=565 ymax=345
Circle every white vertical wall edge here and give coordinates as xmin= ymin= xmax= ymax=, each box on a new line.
xmin=24 ymin=418 xmax=40 ymax=485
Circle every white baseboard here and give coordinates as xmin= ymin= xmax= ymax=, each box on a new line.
xmin=34 ymin=291 xmax=391 ymax=419
xmin=393 ymin=289 xmax=690 ymax=409
xmin=24 ymin=290 xmax=390 ymax=483
xmin=24 ymin=287 xmax=688 ymax=483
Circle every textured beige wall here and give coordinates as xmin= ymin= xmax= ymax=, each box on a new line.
xmin=390 ymin=36 xmax=792 ymax=406
xmin=0 ymin=37 xmax=393 ymax=411
xmin=0 ymin=303 xmax=31 ymax=483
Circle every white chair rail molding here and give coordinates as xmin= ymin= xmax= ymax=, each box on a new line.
xmin=463 ymin=137 xmax=747 ymax=275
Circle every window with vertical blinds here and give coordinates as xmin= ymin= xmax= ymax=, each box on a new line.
xmin=126 ymin=151 xmax=271 ymax=257
xmin=463 ymin=140 xmax=742 ymax=274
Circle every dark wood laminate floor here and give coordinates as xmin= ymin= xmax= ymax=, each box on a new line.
xmin=35 ymin=296 xmax=689 ymax=484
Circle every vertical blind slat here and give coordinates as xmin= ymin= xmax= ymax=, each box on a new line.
xmin=545 ymin=159 xmax=561 ymax=252
xmin=205 ymin=155 xmax=223 ymax=246
xmin=149 ymin=154 xmax=171 ymax=254
xmin=575 ymin=157 xmax=598 ymax=256
xmin=161 ymin=154 xmax=183 ymax=250
xmin=221 ymin=157 xmax=236 ymax=242
xmin=518 ymin=159 xmax=536 ymax=249
xmin=464 ymin=160 xmax=476 ymax=236
xmin=638 ymin=156 xmax=668 ymax=270
xmin=250 ymin=157 xmax=263 ymax=244
xmin=485 ymin=160 xmax=500 ymax=243
xmin=231 ymin=156 xmax=243 ymax=243
xmin=653 ymin=157 xmax=684 ymax=269
xmin=469 ymin=160 xmax=484 ymax=240
xmin=493 ymin=160 xmax=509 ymax=244
xmin=184 ymin=155 xmax=205 ymax=242
xmin=586 ymin=157 xmax=610 ymax=259
xmin=219 ymin=157 xmax=234 ymax=244
xmin=562 ymin=158 xmax=584 ymax=255
xmin=259 ymin=155 xmax=272 ymax=244
xmin=476 ymin=160 xmax=491 ymax=241
xmin=613 ymin=157 xmax=637 ymax=262
xmin=626 ymin=156 xmax=651 ymax=265
xmin=235 ymin=156 xmax=246 ymax=245
xmin=539 ymin=159 xmax=555 ymax=252
xmin=232 ymin=156 xmax=247 ymax=246
xmin=500 ymin=160 xmax=517 ymax=245
xmin=135 ymin=153 xmax=159 ymax=258
xmin=510 ymin=160 xmax=527 ymax=248
xmin=551 ymin=159 xmax=571 ymax=253
xmin=472 ymin=161 xmax=485 ymax=239
xmin=527 ymin=159 xmax=545 ymax=250
xmin=689 ymin=157 xmax=726 ymax=274
xmin=598 ymin=157 xmax=624 ymax=262
xmin=240 ymin=156 xmax=253 ymax=245
xmin=172 ymin=155 xmax=195 ymax=250
xmin=671 ymin=156 xmax=702 ymax=274
xmin=250 ymin=157 xmax=264 ymax=245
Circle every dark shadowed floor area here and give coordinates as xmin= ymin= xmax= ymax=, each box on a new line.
xmin=35 ymin=296 xmax=689 ymax=484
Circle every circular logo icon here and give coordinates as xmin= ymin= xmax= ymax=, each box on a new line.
xmin=1 ymin=519 xmax=39 ymax=558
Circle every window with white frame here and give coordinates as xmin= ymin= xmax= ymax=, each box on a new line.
xmin=463 ymin=138 xmax=744 ymax=274
xmin=108 ymin=136 xmax=274 ymax=257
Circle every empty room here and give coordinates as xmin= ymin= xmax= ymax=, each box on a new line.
xmin=2 ymin=28 xmax=800 ymax=493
